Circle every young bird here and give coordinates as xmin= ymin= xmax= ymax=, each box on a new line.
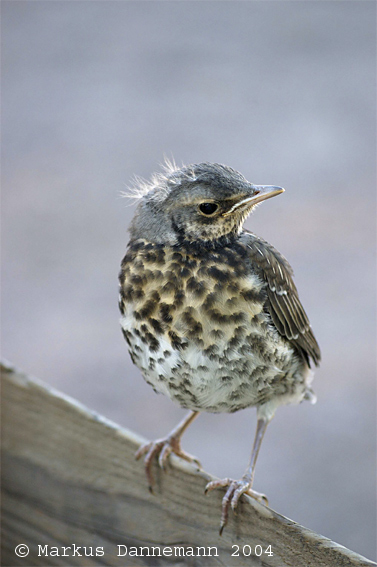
xmin=119 ymin=162 xmax=320 ymax=533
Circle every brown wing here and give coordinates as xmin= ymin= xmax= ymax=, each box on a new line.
xmin=242 ymin=231 xmax=321 ymax=367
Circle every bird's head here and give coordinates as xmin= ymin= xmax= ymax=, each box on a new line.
xmin=128 ymin=162 xmax=284 ymax=246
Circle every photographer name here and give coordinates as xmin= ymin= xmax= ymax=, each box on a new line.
xmin=38 ymin=544 xmax=219 ymax=558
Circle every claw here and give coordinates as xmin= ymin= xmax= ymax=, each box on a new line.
xmin=158 ymin=443 xmax=172 ymax=469
xmin=136 ymin=437 xmax=201 ymax=491
xmin=135 ymin=440 xmax=162 ymax=490
xmin=135 ymin=442 xmax=150 ymax=460
xmin=205 ymin=478 xmax=231 ymax=495
xmin=205 ymin=477 xmax=268 ymax=535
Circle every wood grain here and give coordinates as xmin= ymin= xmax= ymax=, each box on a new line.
xmin=1 ymin=361 xmax=375 ymax=567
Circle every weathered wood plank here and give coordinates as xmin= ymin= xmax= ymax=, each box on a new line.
xmin=1 ymin=361 xmax=375 ymax=567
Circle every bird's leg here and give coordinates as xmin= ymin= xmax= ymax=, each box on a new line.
xmin=205 ymin=417 xmax=270 ymax=535
xmin=136 ymin=410 xmax=201 ymax=491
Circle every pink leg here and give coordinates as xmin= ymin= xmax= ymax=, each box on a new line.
xmin=205 ymin=417 xmax=269 ymax=535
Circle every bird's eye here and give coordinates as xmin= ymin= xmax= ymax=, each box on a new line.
xmin=199 ymin=202 xmax=218 ymax=216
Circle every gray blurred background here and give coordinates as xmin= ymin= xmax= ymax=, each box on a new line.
xmin=2 ymin=1 xmax=376 ymax=561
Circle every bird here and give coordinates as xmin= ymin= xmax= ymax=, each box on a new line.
xmin=119 ymin=161 xmax=320 ymax=534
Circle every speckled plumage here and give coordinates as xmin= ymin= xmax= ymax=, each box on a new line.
xmin=119 ymin=234 xmax=316 ymax=418
xmin=119 ymin=161 xmax=320 ymax=533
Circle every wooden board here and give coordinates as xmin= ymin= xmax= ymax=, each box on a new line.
xmin=1 ymin=361 xmax=375 ymax=567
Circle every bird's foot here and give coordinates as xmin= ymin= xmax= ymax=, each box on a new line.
xmin=205 ymin=477 xmax=268 ymax=535
xmin=135 ymin=435 xmax=201 ymax=492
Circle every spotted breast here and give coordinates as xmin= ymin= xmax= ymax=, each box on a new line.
xmin=119 ymin=236 xmax=309 ymax=415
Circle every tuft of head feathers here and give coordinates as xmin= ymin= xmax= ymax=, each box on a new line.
xmin=121 ymin=157 xmax=188 ymax=201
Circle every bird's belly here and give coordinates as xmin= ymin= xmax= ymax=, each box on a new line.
xmin=121 ymin=303 xmax=306 ymax=413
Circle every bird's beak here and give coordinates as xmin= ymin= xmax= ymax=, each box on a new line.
xmin=223 ymin=185 xmax=285 ymax=217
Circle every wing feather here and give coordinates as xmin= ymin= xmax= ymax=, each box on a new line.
xmin=242 ymin=231 xmax=321 ymax=367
